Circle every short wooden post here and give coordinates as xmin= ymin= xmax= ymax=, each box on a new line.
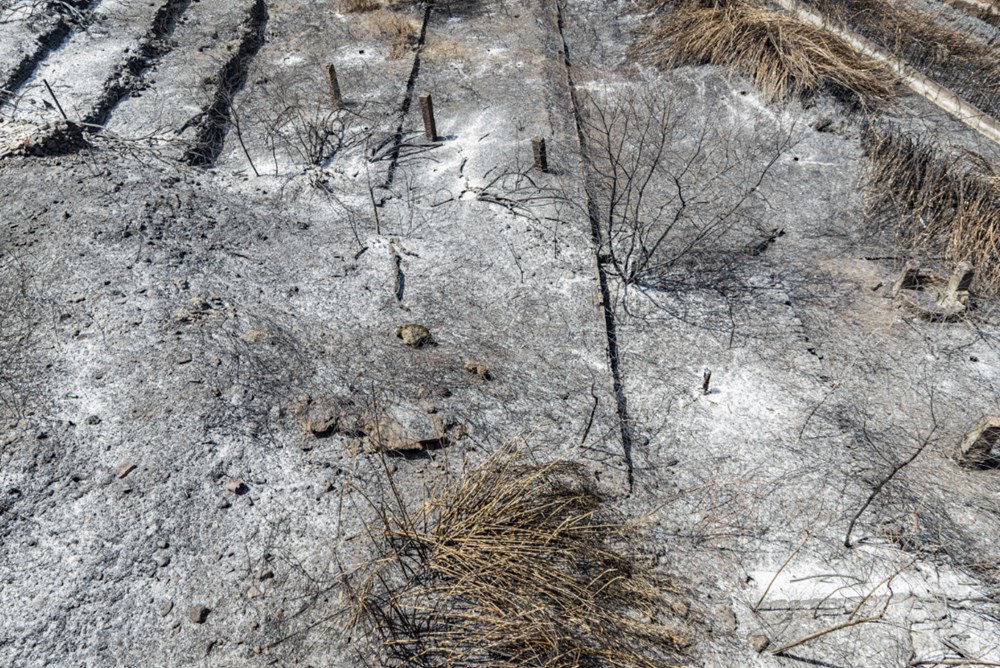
xmin=324 ymin=63 xmax=343 ymax=109
xmin=419 ymin=93 xmax=437 ymax=140
xmin=532 ymin=136 xmax=548 ymax=171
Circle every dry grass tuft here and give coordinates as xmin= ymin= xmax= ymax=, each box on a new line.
xmin=862 ymin=122 xmax=1000 ymax=293
xmin=942 ymin=0 xmax=1000 ymax=27
xmin=340 ymin=0 xmax=399 ymax=12
xmin=804 ymin=0 xmax=1000 ymax=117
xmin=634 ymin=0 xmax=895 ymax=105
xmin=340 ymin=0 xmax=382 ymax=11
xmin=343 ymin=447 xmax=690 ymax=667
xmin=368 ymin=8 xmax=419 ymax=59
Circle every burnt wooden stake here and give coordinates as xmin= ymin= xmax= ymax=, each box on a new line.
xmin=419 ymin=93 xmax=437 ymax=141
xmin=702 ymin=370 xmax=712 ymax=395
xmin=324 ymin=63 xmax=342 ymax=109
xmin=532 ymin=136 xmax=548 ymax=171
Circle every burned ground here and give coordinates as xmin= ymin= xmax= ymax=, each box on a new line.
xmin=2 ymin=0 xmax=1000 ymax=666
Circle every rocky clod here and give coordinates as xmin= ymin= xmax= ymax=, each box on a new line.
xmin=396 ymin=323 xmax=434 ymax=347
xmin=189 ymin=605 xmax=209 ymax=624
xmin=0 ymin=120 xmax=88 ymax=158
xmin=292 ymin=395 xmax=364 ymax=437
xmin=464 ymin=360 xmax=491 ymax=379
xmin=747 ymin=633 xmax=770 ymax=653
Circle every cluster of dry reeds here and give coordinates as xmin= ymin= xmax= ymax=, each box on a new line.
xmin=343 ymin=447 xmax=689 ymax=667
xmin=942 ymin=0 xmax=1000 ymax=27
xmin=634 ymin=0 xmax=895 ymax=105
xmin=803 ymin=0 xmax=1000 ymax=117
xmin=339 ymin=0 xmax=399 ymax=11
xmin=862 ymin=122 xmax=1000 ymax=293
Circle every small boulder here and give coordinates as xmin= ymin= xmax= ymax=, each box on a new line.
xmin=223 ymin=478 xmax=247 ymax=495
xmin=959 ymin=415 xmax=1000 ymax=469
xmin=747 ymin=633 xmax=770 ymax=653
xmin=189 ymin=605 xmax=210 ymax=624
xmin=115 ymin=461 xmax=136 ymax=479
xmin=464 ymin=360 xmax=490 ymax=380
xmin=292 ymin=395 xmax=364 ymax=437
xmin=396 ymin=323 xmax=433 ymax=347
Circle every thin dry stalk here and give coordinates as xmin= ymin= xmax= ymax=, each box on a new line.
xmin=634 ymin=0 xmax=895 ymax=105
xmin=343 ymin=447 xmax=690 ymax=667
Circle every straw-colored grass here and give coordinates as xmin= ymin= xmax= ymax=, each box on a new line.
xmin=862 ymin=122 xmax=1000 ymax=293
xmin=634 ymin=0 xmax=895 ymax=105
xmin=368 ymin=9 xmax=419 ymax=59
xmin=343 ymin=447 xmax=690 ymax=667
xmin=943 ymin=0 xmax=1000 ymax=27
xmin=340 ymin=0 xmax=391 ymax=11
xmin=803 ymin=0 xmax=1000 ymax=117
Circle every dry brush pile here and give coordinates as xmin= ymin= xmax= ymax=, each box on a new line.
xmin=633 ymin=0 xmax=895 ymax=106
xmin=801 ymin=0 xmax=1000 ymax=118
xmin=861 ymin=121 xmax=1000 ymax=293
xmin=342 ymin=447 xmax=690 ymax=667
xmin=942 ymin=0 xmax=1000 ymax=28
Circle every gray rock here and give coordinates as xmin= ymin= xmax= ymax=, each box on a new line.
xmin=189 ymin=605 xmax=209 ymax=624
xmin=747 ymin=633 xmax=770 ymax=653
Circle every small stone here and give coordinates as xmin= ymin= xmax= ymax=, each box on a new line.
xmin=247 ymin=585 xmax=260 ymax=599
xmin=959 ymin=415 xmax=1000 ymax=469
xmin=292 ymin=395 xmax=363 ymax=437
xmin=712 ymin=606 xmax=737 ymax=633
xmin=223 ymin=478 xmax=247 ymax=494
xmin=115 ymin=461 xmax=136 ymax=479
xmin=747 ymin=633 xmax=770 ymax=653
xmin=173 ymin=352 xmax=193 ymax=365
xmin=157 ymin=539 xmax=169 ymax=549
xmin=257 ymin=569 xmax=274 ymax=581
xmin=395 ymin=323 xmax=433 ymax=347
xmin=217 ymin=498 xmax=231 ymax=509
xmin=189 ymin=605 xmax=209 ymax=624
xmin=464 ymin=360 xmax=490 ymax=379
xmin=159 ymin=600 xmax=173 ymax=617
xmin=156 ymin=554 xmax=171 ymax=568
xmin=85 ymin=415 xmax=101 ymax=425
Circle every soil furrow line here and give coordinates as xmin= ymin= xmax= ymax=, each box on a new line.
xmin=551 ymin=0 xmax=634 ymax=491
xmin=0 ymin=0 xmax=97 ymax=107
xmin=83 ymin=0 xmax=192 ymax=127
xmin=183 ymin=0 xmax=267 ymax=166
xmin=380 ymin=3 xmax=432 ymax=197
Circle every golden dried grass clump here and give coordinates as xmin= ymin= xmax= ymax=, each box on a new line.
xmin=365 ymin=8 xmax=419 ymax=59
xmin=634 ymin=0 xmax=895 ymax=105
xmin=862 ymin=123 xmax=1000 ymax=293
xmin=344 ymin=447 xmax=689 ymax=667
xmin=339 ymin=0 xmax=390 ymax=12
xmin=805 ymin=0 xmax=1000 ymax=115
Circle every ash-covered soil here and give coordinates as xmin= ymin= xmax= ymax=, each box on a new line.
xmin=2 ymin=0 xmax=1000 ymax=666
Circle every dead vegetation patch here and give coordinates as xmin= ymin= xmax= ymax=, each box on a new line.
xmin=634 ymin=0 xmax=895 ymax=105
xmin=367 ymin=8 xmax=420 ymax=59
xmin=343 ymin=446 xmax=690 ymax=667
xmin=339 ymin=0 xmax=399 ymax=12
xmin=803 ymin=0 xmax=1000 ymax=117
xmin=942 ymin=0 xmax=1000 ymax=27
xmin=862 ymin=122 xmax=1000 ymax=293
